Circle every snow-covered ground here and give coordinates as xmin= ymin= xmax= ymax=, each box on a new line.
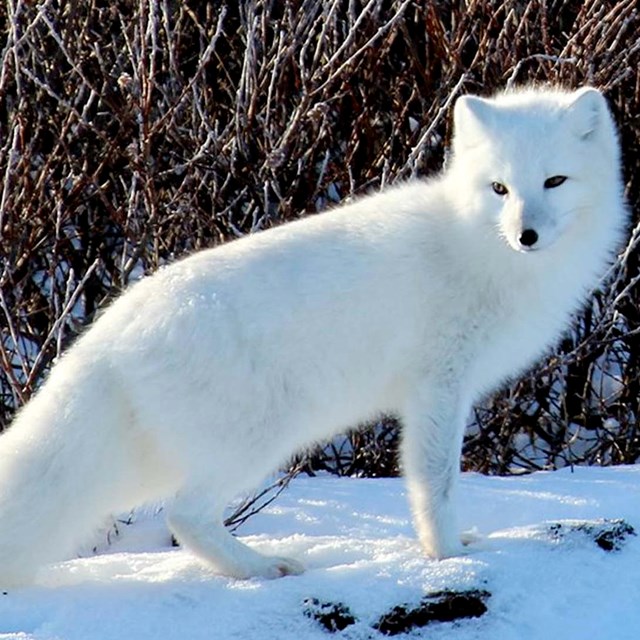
xmin=2 ymin=465 xmax=640 ymax=639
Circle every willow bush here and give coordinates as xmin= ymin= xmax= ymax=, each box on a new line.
xmin=1 ymin=0 xmax=639 ymax=476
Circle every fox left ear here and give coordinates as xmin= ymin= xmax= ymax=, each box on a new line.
xmin=565 ymin=87 xmax=607 ymax=140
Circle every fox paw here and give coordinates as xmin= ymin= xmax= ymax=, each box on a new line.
xmin=261 ymin=555 xmax=305 ymax=579
xmin=424 ymin=529 xmax=482 ymax=560
xmin=460 ymin=527 xmax=482 ymax=547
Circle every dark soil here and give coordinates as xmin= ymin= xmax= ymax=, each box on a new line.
xmin=373 ymin=589 xmax=491 ymax=636
xmin=548 ymin=518 xmax=636 ymax=552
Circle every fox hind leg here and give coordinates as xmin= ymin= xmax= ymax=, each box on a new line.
xmin=166 ymin=486 xmax=303 ymax=579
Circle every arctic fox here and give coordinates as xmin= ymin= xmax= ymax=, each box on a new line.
xmin=0 ymin=86 xmax=627 ymax=587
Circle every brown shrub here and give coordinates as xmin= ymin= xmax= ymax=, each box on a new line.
xmin=1 ymin=0 xmax=639 ymax=474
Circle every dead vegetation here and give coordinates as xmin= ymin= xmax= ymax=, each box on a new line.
xmin=1 ymin=0 xmax=640 ymax=474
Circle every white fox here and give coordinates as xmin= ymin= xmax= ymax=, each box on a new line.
xmin=0 ymin=86 xmax=627 ymax=587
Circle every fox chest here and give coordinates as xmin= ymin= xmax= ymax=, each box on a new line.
xmin=432 ymin=289 xmax=570 ymax=399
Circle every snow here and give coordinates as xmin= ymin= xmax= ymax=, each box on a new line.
xmin=2 ymin=466 xmax=640 ymax=639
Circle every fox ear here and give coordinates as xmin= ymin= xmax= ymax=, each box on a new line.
xmin=453 ymin=95 xmax=495 ymax=148
xmin=565 ymin=87 xmax=607 ymax=140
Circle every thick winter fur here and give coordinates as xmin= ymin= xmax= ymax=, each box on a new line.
xmin=0 ymin=86 xmax=627 ymax=587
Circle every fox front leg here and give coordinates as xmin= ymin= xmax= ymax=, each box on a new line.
xmin=400 ymin=380 xmax=471 ymax=559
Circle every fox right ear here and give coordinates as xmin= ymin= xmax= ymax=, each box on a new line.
xmin=453 ymin=95 xmax=494 ymax=148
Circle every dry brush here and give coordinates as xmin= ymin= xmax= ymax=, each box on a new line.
xmin=1 ymin=0 xmax=640 ymax=475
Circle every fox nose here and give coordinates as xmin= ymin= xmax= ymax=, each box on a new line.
xmin=519 ymin=228 xmax=539 ymax=248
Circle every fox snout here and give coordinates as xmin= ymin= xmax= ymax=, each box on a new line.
xmin=501 ymin=203 xmax=554 ymax=253
xmin=518 ymin=228 xmax=539 ymax=250
xmin=505 ymin=221 xmax=544 ymax=253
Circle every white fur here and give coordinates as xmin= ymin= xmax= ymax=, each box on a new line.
xmin=0 ymin=86 xmax=627 ymax=586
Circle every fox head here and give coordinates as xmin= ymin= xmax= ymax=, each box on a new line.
xmin=449 ymin=86 xmax=622 ymax=254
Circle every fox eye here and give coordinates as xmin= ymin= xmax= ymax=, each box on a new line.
xmin=544 ymin=175 xmax=567 ymax=189
xmin=491 ymin=182 xmax=508 ymax=196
